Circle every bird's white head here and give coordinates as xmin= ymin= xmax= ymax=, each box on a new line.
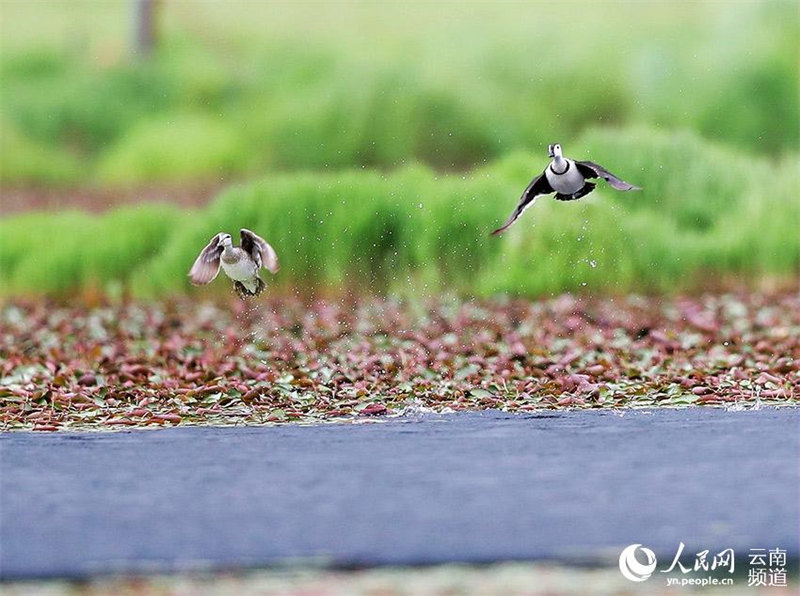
xmin=220 ymin=233 xmax=233 ymax=247
xmin=547 ymin=143 xmax=563 ymax=159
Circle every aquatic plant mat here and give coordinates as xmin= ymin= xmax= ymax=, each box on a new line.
xmin=5 ymin=563 xmax=797 ymax=596
xmin=1 ymin=290 xmax=797 ymax=431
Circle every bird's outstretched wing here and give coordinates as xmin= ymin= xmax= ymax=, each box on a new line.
xmin=575 ymin=161 xmax=640 ymax=191
xmin=188 ymin=233 xmax=225 ymax=285
xmin=240 ymin=229 xmax=280 ymax=274
xmin=491 ymin=173 xmax=553 ymax=236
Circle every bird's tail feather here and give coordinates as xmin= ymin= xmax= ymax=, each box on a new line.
xmin=233 ymin=276 xmax=265 ymax=299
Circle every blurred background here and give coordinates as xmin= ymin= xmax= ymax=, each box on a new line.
xmin=1 ymin=0 xmax=797 ymax=299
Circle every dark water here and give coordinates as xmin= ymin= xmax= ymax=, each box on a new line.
xmin=1 ymin=408 xmax=798 ymax=579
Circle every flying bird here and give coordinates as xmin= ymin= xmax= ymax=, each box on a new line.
xmin=491 ymin=143 xmax=641 ymax=236
xmin=189 ymin=229 xmax=279 ymax=298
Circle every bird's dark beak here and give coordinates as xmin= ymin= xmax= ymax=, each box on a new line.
xmin=547 ymin=144 xmax=555 ymax=158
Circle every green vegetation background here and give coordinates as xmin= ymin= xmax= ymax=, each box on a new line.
xmin=1 ymin=1 xmax=797 ymax=298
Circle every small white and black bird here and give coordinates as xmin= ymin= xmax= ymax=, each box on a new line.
xmin=189 ymin=229 xmax=279 ymax=298
xmin=491 ymin=143 xmax=641 ymax=236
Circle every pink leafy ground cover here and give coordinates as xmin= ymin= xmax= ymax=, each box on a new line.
xmin=1 ymin=291 xmax=797 ymax=431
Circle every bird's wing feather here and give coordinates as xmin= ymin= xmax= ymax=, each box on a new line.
xmin=575 ymin=161 xmax=640 ymax=191
xmin=240 ymin=229 xmax=280 ymax=274
xmin=188 ymin=233 xmax=224 ymax=285
xmin=491 ymin=172 xmax=553 ymax=236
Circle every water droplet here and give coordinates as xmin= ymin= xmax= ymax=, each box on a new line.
xmin=589 ymin=260 xmax=597 ymax=268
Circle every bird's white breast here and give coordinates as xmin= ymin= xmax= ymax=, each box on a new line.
xmin=221 ymin=257 xmax=257 ymax=282
xmin=545 ymin=160 xmax=585 ymax=194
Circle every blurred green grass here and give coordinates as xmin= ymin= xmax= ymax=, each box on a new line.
xmin=1 ymin=2 xmax=796 ymax=298
xmin=1 ymin=128 xmax=797 ymax=298
xmin=1 ymin=1 xmax=797 ymax=186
